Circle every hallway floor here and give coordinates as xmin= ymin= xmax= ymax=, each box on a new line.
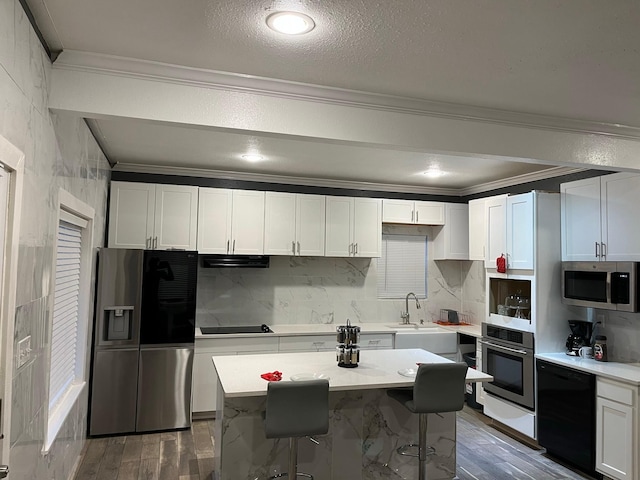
xmin=74 ymin=407 xmax=591 ymax=480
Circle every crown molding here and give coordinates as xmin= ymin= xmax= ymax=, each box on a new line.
xmin=112 ymin=163 xmax=584 ymax=197
xmin=459 ymin=166 xmax=586 ymax=196
xmin=55 ymin=50 xmax=640 ymax=140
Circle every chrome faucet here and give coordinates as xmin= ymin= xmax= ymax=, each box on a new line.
xmin=401 ymin=292 xmax=421 ymax=324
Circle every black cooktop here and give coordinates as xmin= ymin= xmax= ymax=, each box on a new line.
xmin=200 ymin=324 xmax=273 ymax=334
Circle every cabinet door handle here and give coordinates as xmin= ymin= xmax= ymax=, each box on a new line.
xmin=292 ymin=241 xmax=296 ymax=255
xmin=349 ymin=243 xmax=353 ymax=255
xmin=297 ymin=241 xmax=300 ymax=254
xmin=411 ymin=210 xmax=414 ymax=222
xmin=355 ymin=243 xmax=358 ymax=255
xmin=153 ymin=236 xmax=157 ymax=249
xmin=233 ymin=239 xmax=236 ymax=253
xmin=227 ymin=240 xmax=230 ymax=254
xmin=595 ymin=242 xmax=600 ymax=258
xmin=416 ymin=211 xmax=419 ymax=222
xmin=146 ymin=237 xmax=150 ymax=249
xmin=601 ymin=242 xmax=606 ymax=259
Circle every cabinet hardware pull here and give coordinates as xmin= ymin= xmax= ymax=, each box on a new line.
xmin=412 ymin=210 xmax=414 ymax=222
xmin=355 ymin=243 xmax=358 ymax=255
xmin=154 ymin=237 xmax=157 ymax=249
xmin=416 ymin=211 xmax=419 ymax=222
xmin=146 ymin=237 xmax=150 ymax=249
xmin=297 ymin=241 xmax=300 ymax=254
xmin=233 ymin=239 xmax=235 ymax=253
xmin=595 ymin=242 xmax=599 ymax=258
xmin=479 ymin=340 xmax=528 ymax=355
xmin=349 ymin=243 xmax=353 ymax=255
xmin=227 ymin=240 xmax=230 ymax=254
xmin=292 ymin=241 xmax=296 ymax=255
xmin=601 ymin=242 xmax=606 ymax=259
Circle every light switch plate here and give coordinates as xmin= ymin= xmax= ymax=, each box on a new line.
xmin=18 ymin=335 xmax=31 ymax=368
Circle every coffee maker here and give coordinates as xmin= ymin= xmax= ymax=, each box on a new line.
xmin=566 ymin=320 xmax=593 ymax=355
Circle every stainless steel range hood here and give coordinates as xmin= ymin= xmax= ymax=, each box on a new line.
xmin=200 ymin=255 xmax=270 ymax=268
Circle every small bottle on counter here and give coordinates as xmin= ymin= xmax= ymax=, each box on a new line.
xmin=594 ymin=335 xmax=608 ymax=362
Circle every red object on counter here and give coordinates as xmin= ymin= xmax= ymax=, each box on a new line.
xmin=260 ymin=371 xmax=283 ymax=381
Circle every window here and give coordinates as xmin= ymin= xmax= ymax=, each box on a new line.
xmin=377 ymin=234 xmax=427 ymax=298
xmin=45 ymin=190 xmax=94 ymax=452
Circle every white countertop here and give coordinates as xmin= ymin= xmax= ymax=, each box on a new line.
xmin=536 ymin=353 xmax=640 ymax=386
xmin=212 ymin=348 xmax=493 ymax=398
xmin=196 ymin=322 xmax=482 ymax=339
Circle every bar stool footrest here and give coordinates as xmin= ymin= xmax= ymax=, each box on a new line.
xmin=396 ymin=443 xmax=435 ymax=457
xmin=268 ymin=473 xmax=313 ymax=479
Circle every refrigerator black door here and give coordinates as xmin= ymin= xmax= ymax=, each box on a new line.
xmin=141 ymin=250 xmax=198 ymax=345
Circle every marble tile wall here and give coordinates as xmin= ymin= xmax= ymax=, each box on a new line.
xmin=1 ymin=1 xmax=110 ymax=478
xmin=197 ymin=225 xmax=486 ymax=327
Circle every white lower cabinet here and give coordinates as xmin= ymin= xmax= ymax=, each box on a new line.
xmin=596 ymin=377 xmax=638 ymax=480
xmin=192 ymin=337 xmax=278 ymax=414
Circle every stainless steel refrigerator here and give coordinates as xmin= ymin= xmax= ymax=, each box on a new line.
xmin=89 ymin=248 xmax=198 ymax=436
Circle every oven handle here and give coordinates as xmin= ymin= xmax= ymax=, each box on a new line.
xmin=479 ymin=340 xmax=529 ymax=356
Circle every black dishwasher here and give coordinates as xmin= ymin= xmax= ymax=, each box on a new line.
xmin=537 ymin=360 xmax=601 ymax=479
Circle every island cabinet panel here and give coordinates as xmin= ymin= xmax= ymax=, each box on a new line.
xmin=596 ymin=377 xmax=638 ymax=480
xmin=108 ymin=182 xmax=198 ymax=250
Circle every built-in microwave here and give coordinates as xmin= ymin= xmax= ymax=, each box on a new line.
xmin=562 ymin=261 xmax=639 ymax=312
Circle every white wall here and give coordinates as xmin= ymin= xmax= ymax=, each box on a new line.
xmin=0 ymin=1 xmax=110 ymax=478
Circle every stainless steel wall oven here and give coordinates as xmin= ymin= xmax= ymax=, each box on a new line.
xmin=480 ymin=323 xmax=535 ymax=410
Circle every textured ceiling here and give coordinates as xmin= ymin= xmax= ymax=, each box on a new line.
xmin=26 ymin=0 xmax=640 ymax=189
xmin=35 ymin=0 xmax=640 ymax=127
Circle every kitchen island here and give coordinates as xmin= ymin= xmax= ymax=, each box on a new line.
xmin=212 ymin=348 xmax=492 ymax=480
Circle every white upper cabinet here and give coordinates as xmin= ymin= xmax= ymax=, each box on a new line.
xmin=108 ymin=182 xmax=198 ymax=250
xmin=197 ymin=188 xmax=265 ymax=255
xmin=506 ymin=193 xmax=534 ymax=270
xmin=264 ymin=192 xmax=325 ymax=256
xmin=561 ymin=173 xmax=640 ymax=261
xmin=432 ymin=203 xmax=469 ymax=260
xmin=601 ymin=173 xmax=640 ymax=261
xmin=326 ymin=196 xmax=381 ymax=257
xmin=560 ymin=176 xmax=603 ymax=261
xmin=485 ymin=193 xmax=534 ymax=270
xmin=485 ymin=194 xmax=508 ymax=266
xmin=468 ymin=198 xmax=486 ymax=261
xmin=382 ymin=199 xmax=444 ymax=225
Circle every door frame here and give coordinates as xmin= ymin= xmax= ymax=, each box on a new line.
xmin=0 ymin=133 xmax=25 ymax=464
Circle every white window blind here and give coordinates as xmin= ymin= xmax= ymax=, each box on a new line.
xmin=377 ymin=234 xmax=427 ymax=299
xmin=49 ymin=218 xmax=83 ymax=410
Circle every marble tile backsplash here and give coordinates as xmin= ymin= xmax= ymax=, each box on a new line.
xmin=2 ymin=1 xmax=111 ymax=478
xmin=197 ymin=224 xmax=486 ymax=327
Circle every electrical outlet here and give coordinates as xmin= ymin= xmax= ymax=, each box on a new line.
xmin=18 ymin=335 xmax=31 ymax=368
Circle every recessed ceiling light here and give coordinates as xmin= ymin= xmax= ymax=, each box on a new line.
xmin=423 ymin=168 xmax=445 ymax=178
xmin=266 ymin=11 xmax=315 ymax=35
xmin=241 ymin=154 xmax=264 ymax=162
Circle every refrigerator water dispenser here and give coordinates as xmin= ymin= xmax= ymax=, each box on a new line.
xmin=103 ymin=306 xmax=134 ymax=341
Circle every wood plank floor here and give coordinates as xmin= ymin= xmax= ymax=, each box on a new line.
xmin=74 ymin=407 xmax=592 ymax=480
